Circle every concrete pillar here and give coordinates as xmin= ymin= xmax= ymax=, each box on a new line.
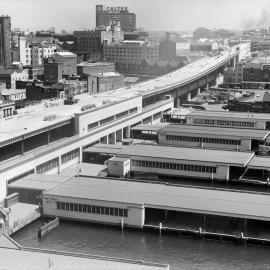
xmin=108 ymin=132 xmax=116 ymax=144
xmin=123 ymin=126 xmax=130 ymax=139
xmin=206 ymin=83 xmax=209 ymax=91
xmin=197 ymin=87 xmax=201 ymax=96
xmin=233 ymin=56 xmax=237 ymax=68
xmin=187 ymin=92 xmax=191 ymax=101
xmin=100 ymin=135 xmax=108 ymax=144
xmin=58 ymin=156 xmax=61 ymax=174
xmin=116 ymin=129 xmax=123 ymax=142
xmin=21 ymin=139 xmax=25 ymax=155
xmin=47 ymin=131 xmax=50 ymax=145
xmin=176 ymin=97 xmax=180 ymax=107
xmin=79 ymin=146 xmax=83 ymax=163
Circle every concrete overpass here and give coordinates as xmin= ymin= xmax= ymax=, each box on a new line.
xmin=137 ymin=47 xmax=240 ymax=107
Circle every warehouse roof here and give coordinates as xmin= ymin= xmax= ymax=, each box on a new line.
xmin=0 ymin=235 xmax=168 ymax=270
xmin=44 ymin=176 xmax=270 ymax=222
xmin=118 ymin=144 xmax=254 ymax=166
xmin=188 ymin=110 xmax=270 ymax=121
xmin=83 ymin=143 xmax=128 ymax=155
xmin=160 ymin=124 xmax=270 ymax=140
xmin=8 ymin=174 xmax=70 ymax=191
xmin=131 ymin=123 xmax=169 ymax=132
xmin=247 ymin=156 xmax=270 ymax=170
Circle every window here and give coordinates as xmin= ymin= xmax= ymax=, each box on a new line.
xmin=56 ymin=202 xmax=128 ymax=218
xmin=132 ymin=159 xmax=216 ymax=174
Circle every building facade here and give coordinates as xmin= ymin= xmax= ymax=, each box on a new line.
xmin=96 ymin=5 xmax=136 ymax=32
xmin=103 ymin=41 xmax=159 ymax=64
xmin=44 ymin=52 xmax=77 ymax=84
xmin=159 ymin=33 xmax=177 ymax=61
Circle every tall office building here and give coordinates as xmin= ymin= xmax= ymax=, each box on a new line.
xmin=0 ymin=16 xmax=11 ymax=68
xmin=96 ymin=5 xmax=136 ymax=32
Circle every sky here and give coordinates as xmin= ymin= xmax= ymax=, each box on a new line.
xmin=1 ymin=0 xmax=270 ymax=33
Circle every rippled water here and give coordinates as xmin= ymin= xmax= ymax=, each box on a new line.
xmin=12 ymin=220 xmax=270 ymax=270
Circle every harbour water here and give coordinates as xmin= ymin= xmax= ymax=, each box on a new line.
xmin=12 ymin=220 xmax=270 ymax=270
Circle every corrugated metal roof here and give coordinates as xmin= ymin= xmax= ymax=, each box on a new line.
xmin=0 ymin=247 xmax=168 ymax=270
xmin=83 ymin=143 xmax=128 ymax=155
xmin=188 ymin=110 xmax=270 ymax=121
xmin=8 ymin=174 xmax=69 ymax=191
xmin=44 ymin=176 xmax=270 ymax=221
xmin=131 ymin=123 xmax=169 ymax=132
xmin=118 ymin=144 xmax=254 ymax=166
xmin=160 ymin=124 xmax=270 ymax=140
xmin=247 ymin=156 xmax=270 ymax=169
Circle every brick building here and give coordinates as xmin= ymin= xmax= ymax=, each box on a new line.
xmin=44 ymin=52 xmax=77 ymax=84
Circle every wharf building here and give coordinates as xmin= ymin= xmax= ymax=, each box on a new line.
xmin=186 ymin=110 xmax=270 ymax=129
xmin=158 ymin=124 xmax=270 ymax=151
xmin=88 ymin=143 xmax=254 ymax=181
xmin=0 ymin=16 xmax=11 ymax=68
xmin=96 ymin=5 xmax=136 ymax=32
xmin=130 ymin=122 xmax=270 ymax=153
xmin=0 ymin=87 xmax=173 ymax=200
xmin=42 ymin=175 xmax=270 ymax=242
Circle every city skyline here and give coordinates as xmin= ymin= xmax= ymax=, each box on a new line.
xmin=1 ymin=0 xmax=270 ymax=32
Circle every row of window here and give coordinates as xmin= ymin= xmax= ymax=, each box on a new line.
xmin=61 ymin=149 xmax=80 ymax=164
xmin=87 ymin=107 xmax=138 ymax=132
xmin=193 ymin=119 xmax=255 ymax=128
xmin=56 ymin=202 xmax=128 ymax=217
xmin=131 ymin=160 xmax=216 ymax=173
xmin=165 ymin=135 xmax=241 ymax=145
xmin=36 ymin=158 xmax=58 ymax=174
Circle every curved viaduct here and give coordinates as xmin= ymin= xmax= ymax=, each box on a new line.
xmin=137 ymin=48 xmax=240 ymax=107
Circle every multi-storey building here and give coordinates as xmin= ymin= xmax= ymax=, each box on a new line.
xmin=96 ymin=5 xmax=136 ymax=32
xmin=44 ymin=52 xmax=77 ymax=84
xmin=0 ymin=16 xmax=12 ymax=68
xmin=0 ymin=67 xmax=28 ymax=88
xmin=242 ymin=57 xmax=270 ymax=89
xmin=223 ymin=62 xmax=244 ymax=86
xmin=103 ymin=40 xmax=159 ymax=64
xmin=159 ymin=32 xmax=177 ymax=61
xmin=19 ymin=36 xmax=58 ymax=67
xmin=73 ymin=25 xmax=123 ymax=61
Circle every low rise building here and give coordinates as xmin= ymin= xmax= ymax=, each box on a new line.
xmin=87 ymin=72 xmax=124 ymax=94
xmin=1 ymin=89 xmax=26 ymax=108
xmin=44 ymin=52 xmax=77 ymax=84
xmin=158 ymin=124 xmax=270 ymax=151
xmin=242 ymin=57 xmax=270 ymax=89
xmin=186 ymin=110 xmax=270 ymax=129
xmin=0 ymin=68 xmax=28 ymax=88
xmin=77 ymin=62 xmax=115 ymax=76
xmin=0 ymin=99 xmax=15 ymax=119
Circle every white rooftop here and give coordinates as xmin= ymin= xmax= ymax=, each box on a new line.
xmin=55 ymin=51 xmax=76 ymax=57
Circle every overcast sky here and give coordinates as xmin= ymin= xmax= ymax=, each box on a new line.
xmin=1 ymin=0 xmax=270 ymax=32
